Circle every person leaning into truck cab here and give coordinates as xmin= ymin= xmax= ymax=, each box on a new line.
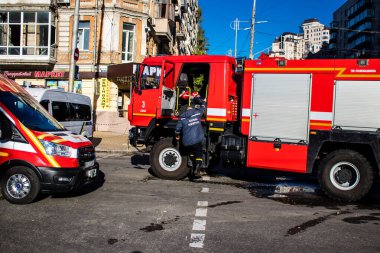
xmin=175 ymin=94 xmax=206 ymax=180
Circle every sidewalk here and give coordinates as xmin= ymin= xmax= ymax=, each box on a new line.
xmin=92 ymin=131 xmax=139 ymax=154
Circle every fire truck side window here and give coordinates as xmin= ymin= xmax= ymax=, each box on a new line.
xmin=140 ymin=65 xmax=161 ymax=90
xmin=177 ymin=63 xmax=210 ymax=99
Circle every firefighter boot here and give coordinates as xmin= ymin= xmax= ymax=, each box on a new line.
xmin=193 ymin=159 xmax=202 ymax=179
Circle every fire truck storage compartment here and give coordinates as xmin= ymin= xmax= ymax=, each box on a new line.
xmin=246 ymin=74 xmax=310 ymax=172
xmin=333 ymin=81 xmax=380 ymax=131
xmin=249 ymin=74 xmax=311 ymax=143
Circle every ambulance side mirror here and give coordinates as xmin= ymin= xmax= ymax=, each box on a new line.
xmin=0 ymin=120 xmax=12 ymax=140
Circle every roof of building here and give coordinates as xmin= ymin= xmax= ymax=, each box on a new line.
xmin=303 ymin=18 xmax=320 ymax=24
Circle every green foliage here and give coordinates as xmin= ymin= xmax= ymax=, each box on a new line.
xmin=194 ymin=7 xmax=209 ymax=55
xmin=193 ymin=75 xmax=204 ymax=92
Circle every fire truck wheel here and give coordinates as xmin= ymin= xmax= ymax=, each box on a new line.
xmin=150 ymin=138 xmax=189 ymax=180
xmin=318 ymin=149 xmax=373 ymax=202
xmin=0 ymin=166 xmax=40 ymax=205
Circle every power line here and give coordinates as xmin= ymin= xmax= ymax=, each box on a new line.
xmin=331 ymin=27 xmax=380 ymax=34
xmin=207 ymin=34 xmax=235 ymax=53
xmin=238 ymin=30 xmax=250 ymax=56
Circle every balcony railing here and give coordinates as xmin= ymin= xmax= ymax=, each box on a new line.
xmin=0 ymin=45 xmax=57 ymax=65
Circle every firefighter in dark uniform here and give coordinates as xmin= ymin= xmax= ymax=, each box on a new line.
xmin=175 ymin=94 xmax=206 ymax=179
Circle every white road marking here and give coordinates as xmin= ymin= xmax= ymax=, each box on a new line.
xmin=192 ymin=220 xmax=206 ymax=231
xmin=197 ymin=201 xmax=208 ymax=207
xmin=189 ymin=187 xmax=209 ymax=248
xmin=202 ymin=176 xmax=210 ymax=181
xmin=189 ymin=233 xmax=205 ymax=248
xmin=201 ymin=187 xmax=209 ymax=193
xmin=195 ymin=208 xmax=208 ymax=217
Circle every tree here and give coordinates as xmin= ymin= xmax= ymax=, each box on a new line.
xmin=194 ymin=7 xmax=209 ymax=55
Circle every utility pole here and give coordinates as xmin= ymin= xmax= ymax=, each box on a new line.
xmin=69 ymin=0 xmax=80 ymax=92
xmin=233 ymin=18 xmax=239 ymax=58
xmin=249 ymin=0 xmax=256 ymax=59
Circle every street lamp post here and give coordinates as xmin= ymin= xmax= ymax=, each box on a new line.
xmin=249 ymin=0 xmax=268 ymax=59
xmin=249 ymin=0 xmax=256 ymax=59
xmin=69 ymin=0 xmax=80 ymax=92
xmin=230 ymin=18 xmax=250 ymax=58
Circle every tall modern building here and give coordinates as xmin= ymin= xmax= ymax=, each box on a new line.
xmin=329 ymin=0 xmax=380 ymax=58
xmin=0 ymin=0 xmax=199 ymax=132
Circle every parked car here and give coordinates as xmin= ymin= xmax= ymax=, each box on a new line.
xmin=25 ymin=88 xmax=93 ymax=139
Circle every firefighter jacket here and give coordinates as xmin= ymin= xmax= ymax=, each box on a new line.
xmin=175 ymin=103 xmax=206 ymax=146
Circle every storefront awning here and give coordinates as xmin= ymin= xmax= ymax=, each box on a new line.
xmin=107 ymin=63 xmax=140 ymax=90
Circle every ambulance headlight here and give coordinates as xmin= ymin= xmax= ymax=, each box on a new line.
xmin=39 ymin=140 xmax=72 ymax=157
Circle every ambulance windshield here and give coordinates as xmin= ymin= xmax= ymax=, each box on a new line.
xmin=0 ymin=91 xmax=64 ymax=132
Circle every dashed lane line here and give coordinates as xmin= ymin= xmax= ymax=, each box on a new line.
xmin=201 ymin=187 xmax=209 ymax=193
xmin=195 ymin=208 xmax=208 ymax=217
xmin=189 ymin=234 xmax=206 ymax=248
xmin=190 ymin=189 xmax=209 ymax=248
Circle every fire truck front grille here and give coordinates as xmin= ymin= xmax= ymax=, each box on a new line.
xmin=78 ymin=146 xmax=96 ymax=167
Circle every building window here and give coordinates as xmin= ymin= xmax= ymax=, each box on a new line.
xmin=0 ymin=11 xmax=53 ymax=56
xmin=122 ymin=23 xmax=135 ymax=62
xmin=77 ymin=21 xmax=90 ymax=51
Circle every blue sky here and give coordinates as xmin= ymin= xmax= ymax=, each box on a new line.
xmin=199 ymin=0 xmax=347 ymax=58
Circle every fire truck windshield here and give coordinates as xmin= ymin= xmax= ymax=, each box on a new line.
xmin=140 ymin=65 xmax=161 ymax=90
xmin=0 ymin=91 xmax=65 ymax=132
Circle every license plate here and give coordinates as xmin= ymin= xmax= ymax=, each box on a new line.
xmin=85 ymin=160 xmax=95 ymax=168
xmin=86 ymin=168 xmax=97 ymax=178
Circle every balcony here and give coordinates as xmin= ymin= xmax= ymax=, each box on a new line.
xmin=154 ymin=18 xmax=173 ymax=41
xmin=0 ymin=45 xmax=57 ymax=65
xmin=175 ymin=21 xmax=185 ymax=40
xmin=347 ymin=0 xmax=373 ymax=19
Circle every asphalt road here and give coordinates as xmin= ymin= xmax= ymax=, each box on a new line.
xmin=0 ymin=153 xmax=380 ymax=253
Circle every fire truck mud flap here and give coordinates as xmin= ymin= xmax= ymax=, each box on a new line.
xmin=149 ymin=138 xmax=190 ymax=180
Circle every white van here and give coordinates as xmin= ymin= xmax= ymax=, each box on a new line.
xmin=25 ymin=88 xmax=93 ymax=139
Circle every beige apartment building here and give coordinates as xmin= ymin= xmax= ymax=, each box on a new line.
xmin=0 ymin=0 xmax=199 ymax=133
xmin=270 ymin=32 xmax=304 ymax=60
xmin=301 ymin=18 xmax=330 ymax=55
xmin=270 ymin=18 xmax=329 ymax=60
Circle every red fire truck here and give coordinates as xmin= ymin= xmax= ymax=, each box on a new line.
xmin=128 ymin=55 xmax=380 ymax=201
xmin=0 ymin=74 xmax=98 ymax=204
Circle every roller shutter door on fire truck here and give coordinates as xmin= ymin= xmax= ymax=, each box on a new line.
xmin=249 ymin=74 xmax=311 ymax=143
xmin=334 ymin=81 xmax=380 ymax=131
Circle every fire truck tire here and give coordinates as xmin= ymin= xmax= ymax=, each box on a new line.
xmin=317 ymin=149 xmax=373 ymax=202
xmin=150 ymin=138 xmax=189 ymax=180
xmin=0 ymin=166 xmax=40 ymax=205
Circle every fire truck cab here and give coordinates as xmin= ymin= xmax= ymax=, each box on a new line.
xmin=129 ymin=55 xmax=380 ymax=202
xmin=0 ymin=74 xmax=98 ymax=204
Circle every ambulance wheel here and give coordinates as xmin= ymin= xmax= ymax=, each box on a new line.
xmin=317 ymin=149 xmax=373 ymax=202
xmin=150 ymin=138 xmax=189 ymax=180
xmin=0 ymin=166 xmax=40 ymax=205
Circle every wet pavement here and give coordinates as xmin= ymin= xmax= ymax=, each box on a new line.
xmin=0 ymin=153 xmax=379 ymax=253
